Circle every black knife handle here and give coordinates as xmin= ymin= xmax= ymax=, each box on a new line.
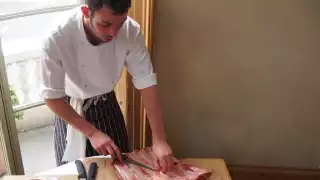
xmin=75 ymin=160 xmax=87 ymax=179
xmin=88 ymin=162 xmax=98 ymax=180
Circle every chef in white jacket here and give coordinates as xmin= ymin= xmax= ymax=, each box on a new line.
xmin=40 ymin=0 xmax=174 ymax=172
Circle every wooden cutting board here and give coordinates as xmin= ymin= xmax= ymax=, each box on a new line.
xmin=181 ymin=158 xmax=231 ymax=180
xmin=4 ymin=158 xmax=231 ymax=180
xmin=3 ymin=158 xmax=118 ymax=180
xmin=3 ymin=175 xmax=78 ymax=180
xmin=82 ymin=157 xmax=118 ymax=180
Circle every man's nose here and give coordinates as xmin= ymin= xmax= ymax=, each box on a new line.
xmin=108 ymin=26 xmax=119 ymax=38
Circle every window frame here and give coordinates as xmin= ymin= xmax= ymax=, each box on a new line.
xmin=0 ymin=4 xmax=80 ymax=21
xmin=0 ymin=31 xmax=24 ymax=175
xmin=0 ymin=0 xmax=84 ymax=175
xmin=0 ymin=1 xmax=83 ymax=112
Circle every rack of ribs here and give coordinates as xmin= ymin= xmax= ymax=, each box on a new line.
xmin=113 ymin=147 xmax=214 ymax=180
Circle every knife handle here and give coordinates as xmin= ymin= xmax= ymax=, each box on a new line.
xmin=88 ymin=162 xmax=98 ymax=180
xmin=75 ymin=160 xmax=87 ymax=179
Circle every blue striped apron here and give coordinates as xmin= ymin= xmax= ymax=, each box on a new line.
xmin=53 ymin=91 xmax=130 ymax=166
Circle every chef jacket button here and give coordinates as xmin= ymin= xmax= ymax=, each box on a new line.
xmin=85 ymin=85 xmax=87 ymax=87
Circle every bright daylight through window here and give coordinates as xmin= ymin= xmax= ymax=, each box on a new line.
xmin=0 ymin=0 xmax=80 ymax=109
xmin=0 ymin=0 xmax=78 ymax=15
xmin=0 ymin=0 xmax=82 ymax=176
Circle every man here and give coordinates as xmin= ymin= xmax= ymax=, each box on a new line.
xmin=40 ymin=0 xmax=174 ymax=172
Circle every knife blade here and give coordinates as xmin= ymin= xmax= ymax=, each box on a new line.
xmin=75 ymin=160 xmax=87 ymax=180
xmin=87 ymin=162 xmax=98 ymax=180
xmin=121 ymin=154 xmax=158 ymax=172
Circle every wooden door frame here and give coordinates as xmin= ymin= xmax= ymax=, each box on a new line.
xmin=123 ymin=0 xmax=154 ymax=151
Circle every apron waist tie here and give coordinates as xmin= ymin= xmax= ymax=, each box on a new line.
xmin=62 ymin=95 xmax=106 ymax=162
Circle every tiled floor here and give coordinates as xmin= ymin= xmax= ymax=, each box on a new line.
xmin=18 ymin=125 xmax=56 ymax=175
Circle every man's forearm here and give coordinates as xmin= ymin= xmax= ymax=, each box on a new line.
xmin=45 ymin=98 xmax=98 ymax=137
xmin=140 ymin=86 xmax=166 ymax=143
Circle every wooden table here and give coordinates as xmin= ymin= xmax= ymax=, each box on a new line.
xmin=182 ymin=158 xmax=231 ymax=180
xmin=4 ymin=157 xmax=231 ymax=180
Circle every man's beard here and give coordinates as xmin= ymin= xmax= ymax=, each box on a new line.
xmin=84 ymin=20 xmax=105 ymax=46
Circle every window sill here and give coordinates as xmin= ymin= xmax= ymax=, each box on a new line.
xmin=0 ymin=4 xmax=79 ymax=21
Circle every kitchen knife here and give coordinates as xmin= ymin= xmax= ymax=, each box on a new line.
xmin=75 ymin=160 xmax=87 ymax=180
xmin=87 ymin=162 xmax=98 ymax=180
xmin=121 ymin=154 xmax=158 ymax=172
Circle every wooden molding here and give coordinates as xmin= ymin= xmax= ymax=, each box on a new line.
xmin=142 ymin=0 xmax=154 ymax=148
xmin=119 ymin=0 xmax=154 ymax=151
xmin=139 ymin=0 xmax=154 ymax=149
xmin=135 ymin=0 xmax=154 ymax=149
xmin=228 ymin=165 xmax=320 ymax=180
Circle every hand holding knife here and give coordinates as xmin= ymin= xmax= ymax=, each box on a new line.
xmin=75 ymin=153 xmax=166 ymax=180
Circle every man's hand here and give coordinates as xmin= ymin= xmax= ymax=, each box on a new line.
xmin=139 ymin=86 xmax=174 ymax=172
xmin=153 ymin=140 xmax=174 ymax=173
xmin=88 ymin=130 xmax=123 ymax=162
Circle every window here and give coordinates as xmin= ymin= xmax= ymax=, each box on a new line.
xmin=0 ymin=0 xmax=82 ymax=111
xmin=2 ymin=11 xmax=71 ymax=107
xmin=0 ymin=0 xmax=79 ymax=15
xmin=0 ymin=0 xmax=84 ymax=175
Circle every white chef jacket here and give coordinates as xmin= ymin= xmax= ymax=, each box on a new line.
xmin=39 ymin=7 xmax=157 ymax=162
xmin=40 ymin=6 xmax=157 ymax=100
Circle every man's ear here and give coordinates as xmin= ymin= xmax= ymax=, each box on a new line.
xmin=81 ymin=6 xmax=90 ymax=18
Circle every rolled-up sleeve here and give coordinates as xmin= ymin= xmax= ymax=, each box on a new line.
xmin=40 ymin=36 xmax=66 ymax=99
xmin=125 ymin=28 xmax=157 ymax=90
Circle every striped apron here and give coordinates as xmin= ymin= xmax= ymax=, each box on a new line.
xmin=53 ymin=91 xmax=130 ymax=166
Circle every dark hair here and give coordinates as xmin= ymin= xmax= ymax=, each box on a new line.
xmin=85 ymin=0 xmax=131 ymax=15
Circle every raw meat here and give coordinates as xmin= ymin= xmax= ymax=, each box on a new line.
xmin=113 ymin=147 xmax=213 ymax=180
